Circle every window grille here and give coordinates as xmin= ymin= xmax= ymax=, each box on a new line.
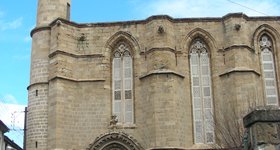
xmin=112 ymin=43 xmax=134 ymax=124
xmin=260 ymin=35 xmax=279 ymax=105
xmin=190 ymin=39 xmax=214 ymax=144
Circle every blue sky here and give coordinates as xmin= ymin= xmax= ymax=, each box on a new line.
xmin=0 ymin=0 xmax=280 ymax=148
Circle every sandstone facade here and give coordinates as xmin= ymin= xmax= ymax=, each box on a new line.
xmin=27 ymin=0 xmax=280 ymax=149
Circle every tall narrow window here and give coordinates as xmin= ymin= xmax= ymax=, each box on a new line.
xmin=260 ymin=35 xmax=279 ymax=105
xmin=113 ymin=43 xmax=133 ymax=124
xmin=66 ymin=3 xmax=71 ymax=20
xmin=190 ymin=39 xmax=214 ymax=144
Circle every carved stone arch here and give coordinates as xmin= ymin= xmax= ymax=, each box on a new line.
xmin=252 ymin=24 xmax=280 ymax=53
xmin=105 ymin=31 xmax=140 ymax=57
xmin=184 ymin=28 xmax=217 ymax=56
xmin=88 ymin=132 xmax=143 ymax=150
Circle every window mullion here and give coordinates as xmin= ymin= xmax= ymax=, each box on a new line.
xmin=123 ymin=55 xmax=133 ymax=124
xmin=113 ymin=56 xmax=122 ymax=123
xmin=121 ymin=56 xmax=125 ymax=124
xmin=191 ymin=52 xmax=203 ymax=144
xmin=199 ymin=53 xmax=206 ymax=144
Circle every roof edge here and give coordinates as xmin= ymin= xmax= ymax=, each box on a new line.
xmin=48 ymin=13 xmax=280 ymax=28
xmin=0 ymin=120 xmax=9 ymax=133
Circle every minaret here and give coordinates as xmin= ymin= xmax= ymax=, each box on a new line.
xmin=27 ymin=0 xmax=71 ymax=150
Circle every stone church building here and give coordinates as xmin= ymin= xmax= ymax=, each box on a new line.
xmin=27 ymin=0 xmax=280 ymax=149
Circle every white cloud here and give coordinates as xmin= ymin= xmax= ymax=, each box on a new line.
xmin=0 ymin=102 xmax=25 ymax=130
xmin=0 ymin=102 xmax=25 ymax=148
xmin=0 ymin=94 xmax=25 ymax=129
xmin=0 ymin=95 xmax=25 ymax=148
xmin=135 ymin=0 xmax=280 ymax=18
xmin=0 ymin=17 xmax=23 ymax=31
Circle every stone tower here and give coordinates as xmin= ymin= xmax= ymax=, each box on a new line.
xmin=27 ymin=0 xmax=71 ymax=149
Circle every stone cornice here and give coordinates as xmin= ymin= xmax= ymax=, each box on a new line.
xmin=219 ymin=67 xmax=260 ymax=77
xmin=224 ymin=44 xmax=255 ymax=52
xmin=88 ymin=132 xmax=143 ymax=150
xmin=139 ymin=69 xmax=185 ymax=80
xmin=48 ymin=13 xmax=280 ymax=29
xmin=30 ymin=26 xmax=51 ymax=37
xmin=49 ymin=76 xmax=105 ymax=82
xmin=27 ymin=82 xmax=49 ymax=90
xmin=243 ymin=106 xmax=280 ymax=128
xmin=140 ymin=47 xmax=177 ymax=55
xmin=49 ymin=50 xmax=104 ymax=59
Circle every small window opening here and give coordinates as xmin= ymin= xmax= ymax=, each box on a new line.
xmin=66 ymin=3 xmax=71 ymax=20
xmin=35 ymin=141 xmax=38 ymax=148
xmin=35 ymin=90 xmax=38 ymax=96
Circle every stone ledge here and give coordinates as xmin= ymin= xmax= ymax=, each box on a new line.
xmin=30 ymin=26 xmax=51 ymax=37
xmin=49 ymin=50 xmax=104 ymax=59
xmin=224 ymin=44 xmax=255 ymax=52
xmin=140 ymin=47 xmax=177 ymax=55
xmin=108 ymin=123 xmax=137 ymax=129
xmin=48 ymin=14 xmax=280 ymax=29
xmin=139 ymin=69 xmax=185 ymax=80
xmin=243 ymin=106 xmax=280 ymax=128
xmin=27 ymin=82 xmax=49 ymax=90
xmin=219 ymin=67 xmax=260 ymax=77
xmin=49 ymin=76 xmax=105 ymax=82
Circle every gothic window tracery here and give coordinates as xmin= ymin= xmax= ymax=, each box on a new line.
xmin=112 ymin=43 xmax=134 ymax=124
xmin=190 ymin=39 xmax=215 ymax=144
xmin=260 ymin=35 xmax=279 ymax=105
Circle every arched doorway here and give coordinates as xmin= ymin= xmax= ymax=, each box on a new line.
xmin=88 ymin=132 xmax=143 ymax=150
xmin=101 ymin=142 xmax=129 ymax=150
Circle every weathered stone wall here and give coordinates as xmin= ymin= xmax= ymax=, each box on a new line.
xmin=28 ymin=3 xmax=280 ymax=149
xmin=27 ymin=84 xmax=48 ymax=150
xmin=27 ymin=1 xmax=71 ymax=150
xmin=243 ymin=107 xmax=280 ymax=150
xmin=36 ymin=0 xmax=71 ymax=26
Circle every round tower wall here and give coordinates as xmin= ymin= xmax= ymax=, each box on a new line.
xmin=36 ymin=0 xmax=71 ymax=26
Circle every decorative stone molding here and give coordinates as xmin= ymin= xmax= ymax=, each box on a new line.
xmin=139 ymin=69 xmax=185 ymax=80
xmin=49 ymin=15 xmax=280 ymax=30
xmin=30 ymin=26 xmax=51 ymax=37
xmin=56 ymin=20 xmax=62 ymax=26
xmin=88 ymin=132 xmax=143 ymax=150
xmin=140 ymin=47 xmax=176 ymax=55
xmin=251 ymin=24 xmax=280 ymax=48
xmin=190 ymin=39 xmax=207 ymax=54
xmin=219 ymin=67 xmax=260 ymax=77
xmin=49 ymin=50 xmax=104 ymax=59
xmin=234 ymin=24 xmax=241 ymax=31
xmin=260 ymin=35 xmax=272 ymax=49
xmin=105 ymin=31 xmax=140 ymax=55
xmin=27 ymin=82 xmax=49 ymax=90
xmin=157 ymin=25 xmax=165 ymax=34
xmin=223 ymin=44 xmax=255 ymax=53
xmin=49 ymin=76 xmax=105 ymax=82
xmin=184 ymin=28 xmax=217 ymax=54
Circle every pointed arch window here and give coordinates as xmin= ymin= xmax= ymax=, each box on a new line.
xmin=112 ymin=43 xmax=134 ymax=124
xmin=260 ymin=35 xmax=279 ymax=106
xmin=190 ymin=39 xmax=214 ymax=144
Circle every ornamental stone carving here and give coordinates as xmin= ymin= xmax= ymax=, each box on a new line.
xmin=260 ymin=35 xmax=272 ymax=49
xmin=190 ymin=39 xmax=208 ymax=54
xmin=88 ymin=132 xmax=143 ymax=150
